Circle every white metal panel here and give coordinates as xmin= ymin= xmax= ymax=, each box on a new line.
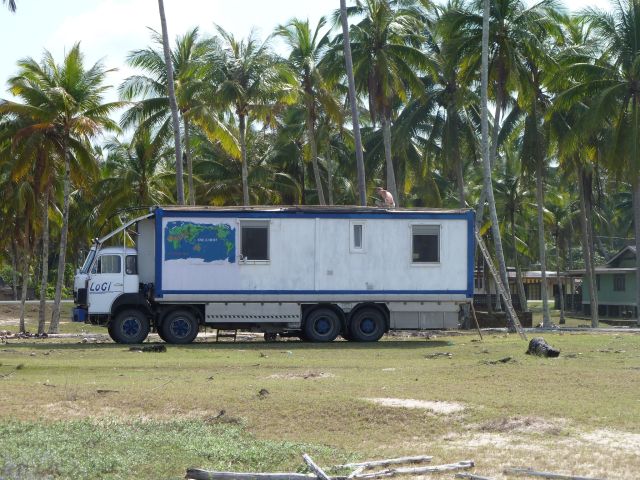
xmin=137 ymin=219 xmax=155 ymax=284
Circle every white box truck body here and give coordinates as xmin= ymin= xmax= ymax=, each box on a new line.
xmin=73 ymin=206 xmax=474 ymax=343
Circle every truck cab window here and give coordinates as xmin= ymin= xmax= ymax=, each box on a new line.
xmin=126 ymin=255 xmax=138 ymax=275
xmin=241 ymin=222 xmax=269 ymax=261
xmin=94 ymin=255 xmax=121 ymax=274
xmin=412 ymin=225 xmax=439 ymax=263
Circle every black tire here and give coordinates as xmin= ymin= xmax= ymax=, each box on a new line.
xmin=160 ymin=310 xmax=199 ymax=344
xmin=109 ymin=309 xmax=150 ymax=344
xmin=303 ymin=308 xmax=341 ymax=342
xmin=348 ymin=307 xmax=386 ymax=342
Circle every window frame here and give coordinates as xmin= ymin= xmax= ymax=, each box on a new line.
xmin=239 ymin=220 xmax=270 ymax=264
xmin=410 ymin=224 xmax=441 ymax=266
xmin=613 ymin=274 xmax=626 ymax=292
xmin=92 ymin=254 xmax=122 ymax=274
xmin=349 ymin=221 xmax=366 ymax=253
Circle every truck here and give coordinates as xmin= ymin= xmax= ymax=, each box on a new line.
xmin=73 ymin=205 xmax=475 ymax=344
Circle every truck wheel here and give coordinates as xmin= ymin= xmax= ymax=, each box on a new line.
xmin=109 ymin=309 xmax=150 ymax=344
xmin=348 ymin=308 xmax=386 ymax=342
xmin=161 ymin=310 xmax=199 ymax=344
xmin=303 ymin=308 xmax=340 ymax=342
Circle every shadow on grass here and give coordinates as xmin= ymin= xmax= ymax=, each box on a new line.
xmin=5 ymin=339 xmax=455 ymax=351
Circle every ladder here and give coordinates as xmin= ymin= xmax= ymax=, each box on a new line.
xmin=475 ymin=230 xmax=527 ymax=340
xmin=216 ymin=329 xmax=238 ymax=342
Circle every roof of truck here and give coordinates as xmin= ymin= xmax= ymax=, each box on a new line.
xmin=155 ymin=205 xmax=472 ymax=215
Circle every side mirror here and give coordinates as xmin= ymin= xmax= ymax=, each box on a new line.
xmin=76 ymin=268 xmax=80 ymax=275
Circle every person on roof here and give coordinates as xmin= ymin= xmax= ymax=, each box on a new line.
xmin=375 ymin=186 xmax=395 ymax=208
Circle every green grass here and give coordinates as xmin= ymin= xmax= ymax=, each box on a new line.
xmin=1 ymin=331 xmax=639 ymax=478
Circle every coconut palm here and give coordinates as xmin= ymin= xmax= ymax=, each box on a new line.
xmin=276 ymin=17 xmax=343 ymax=205
xmin=156 ymin=0 xmax=184 ymax=205
xmin=0 ymin=44 xmax=120 ymax=333
xmin=209 ymin=26 xmax=296 ymax=205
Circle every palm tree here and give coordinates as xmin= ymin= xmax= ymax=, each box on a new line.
xmin=575 ymin=0 xmax=640 ymax=325
xmin=157 ymin=0 xmax=184 ymax=205
xmin=339 ymin=0 xmax=367 ymax=206
xmin=0 ymin=44 xmax=120 ymax=333
xmin=332 ymin=0 xmax=428 ymax=205
xmin=121 ymin=28 xmax=211 ymax=206
xmin=210 ymin=26 xmax=296 ymax=205
xmin=276 ymin=17 xmax=343 ymax=205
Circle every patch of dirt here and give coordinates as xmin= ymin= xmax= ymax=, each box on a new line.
xmin=365 ymin=397 xmax=465 ymax=414
xmin=581 ymin=429 xmax=640 ymax=453
xmin=268 ymin=371 xmax=334 ymax=380
xmin=478 ymin=416 xmax=567 ymax=435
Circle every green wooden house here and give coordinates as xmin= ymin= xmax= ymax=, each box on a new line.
xmin=577 ymin=246 xmax=637 ymax=319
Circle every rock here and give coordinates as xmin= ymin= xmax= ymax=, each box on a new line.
xmin=526 ymin=337 xmax=560 ymax=358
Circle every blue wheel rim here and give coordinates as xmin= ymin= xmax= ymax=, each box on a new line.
xmin=315 ymin=317 xmax=331 ymax=335
xmin=122 ymin=317 xmax=140 ymax=337
xmin=361 ymin=317 xmax=375 ymax=334
xmin=170 ymin=317 xmax=191 ymax=338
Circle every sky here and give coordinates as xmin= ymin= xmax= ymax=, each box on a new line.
xmin=0 ymin=0 xmax=612 ymax=104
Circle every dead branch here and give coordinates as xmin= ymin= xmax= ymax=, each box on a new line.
xmin=334 ymin=455 xmax=433 ymax=470
xmin=503 ymin=467 xmax=605 ymax=480
xmin=303 ymin=454 xmax=331 ymax=480
xmin=352 ymin=461 xmax=474 ymax=478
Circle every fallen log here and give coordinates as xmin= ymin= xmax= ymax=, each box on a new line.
xmin=302 ymin=454 xmax=331 ymax=480
xmin=455 ymin=474 xmax=495 ymax=480
xmin=525 ymin=338 xmax=560 ymax=358
xmin=185 ymin=471 xmax=317 ymax=480
xmin=503 ymin=467 xmax=605 ymax=480
xmin=352 ymin=461 xmax=474 ymax=478
xmin=333 ymin=455 xmax=433 ymax=469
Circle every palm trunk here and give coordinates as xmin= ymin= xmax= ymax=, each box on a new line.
xmin=10 ymin=239 xmax=18 ymax=300
xmin=483 ymin=258 xmax=493 ymax=314
xmin=578 ymin=165 xmax=598 ymax=327
xmin=456 ymin=152 xmax=465 ymax=208
xmin=19 ymin=246 xmax=29 ymax=334
xmin=633 ymin=174 xmax=640 ymax=326
xmin=239 ymin=113 xmax=249 ymax=205
xmin=183 ymin=117 xmax=195 ymax=206
xmin=479 ymin=0 xmax=513 ymax=330
xmin=38 ymin=189 xmax=50 ymax=335
xmin=306 ymin=103 xmax=326 ymax=205
xmin=327 ymin=153 xmax=335 ymax=205
xmin=381 ymin=115 xmax=398 ymax=205
xmin=339 ymin=0 xmax=367 ymax=206
xmin=536 ymin=161 xmax=551 ymax=327
xmin=556 ymin=231 xmax=566 ymax=324
xmin=157 ymin=0 xmax=184 ymax=205
xmin=49 ymin=138 xmax=72 ymax=334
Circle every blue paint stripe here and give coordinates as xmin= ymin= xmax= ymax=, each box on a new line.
xmin=161 ymin=289 xmax=470 ymax=295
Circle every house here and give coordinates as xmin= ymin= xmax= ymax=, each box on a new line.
xmin=567 ymin=245 xmax=637 ymax=319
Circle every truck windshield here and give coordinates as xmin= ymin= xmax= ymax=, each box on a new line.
xmin=80 ymin=249 xmax=96 ymax=274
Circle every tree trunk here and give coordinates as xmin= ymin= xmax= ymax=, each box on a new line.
xmin=578 ymin=165 xmax=598 ymax=328
xmin=483 ymin=257 xmax=493 ymax=314
xmin=19 ymin=247 xmax=29 ymax=333
xmin=49 ymin=138 xmax=72 ymax=334
xmin=479 ymin=0 xmax=514 ymax=330
xmin=456 ymin=150 xmax=465 ymax=208
xmin=381 ymin=114 xmax=399 ymax=205
xmin=340 ymin=0 xmax=367 ymax=207
xmin=183 ymin=116 xmax=195 ymax=206
xmin=634 ymin=174 xmax=640 ymax=326
xmin=239 ymin=113 xmax=250 ymax=205
xmin=305 ymin=102 xmax=326 ymax=205
xmin=536 ymin=161 xmax=551 ymax=327
xmin=556 ymin=230 xmax=566 ymax=325
xmin=327 ymin=153 xmax=334 ymax=206
xmin=38 ymin=189 xmax=50 ymax=335
xmin=157 ymin=0 xmax=184 ymax=205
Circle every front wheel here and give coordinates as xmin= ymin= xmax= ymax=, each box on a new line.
xmin=348 ymin=308 xmax=386 ymax=342
xmin=160 ymin=310 xmax=199 ymax=344
xmin=109 ymin=309 xmax=150 ymax=344
xmin=303 ymin=308 xmax=341 ymax=342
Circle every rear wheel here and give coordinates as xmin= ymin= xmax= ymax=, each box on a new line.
xmin=348 ymin=308 xmax=386 ymax=342
xmin=161 ymin=310 xmax=199 ymax=344
xmin=109 ymin=309 xmax=150 ymax=344
xmin=303 ymin=308 xmax=341 ymax=342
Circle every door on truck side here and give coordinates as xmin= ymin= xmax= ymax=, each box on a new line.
xmin=88 ymin=254 xmax=124 ymax=314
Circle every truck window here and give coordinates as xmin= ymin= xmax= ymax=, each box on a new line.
xmin=125 ymin=255 xmax=138 ymax=275
xmin=412 ymin=225 xmax=439 ymax=263
xmin=95 ymin=255 xmax=121 ymax=274
xmin=241 ymin=221 xmax=269 ymax=261
xmin=350 ymin=222 xmax=365 ymax=252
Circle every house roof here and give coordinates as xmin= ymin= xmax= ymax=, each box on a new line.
xmin=606 ymin=245 xmax=636 ymax=267
xmin=565 ymin=267 xmax=636 ymax=276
